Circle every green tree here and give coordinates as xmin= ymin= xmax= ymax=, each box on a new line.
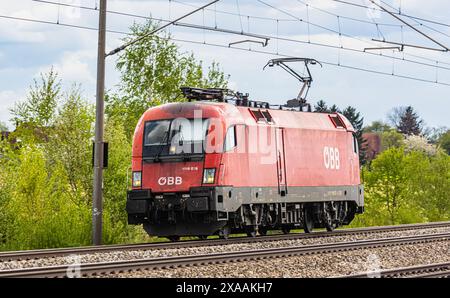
xmin=363 ymin=121 xmax=392 ymax=133
xmin=423 ymin=153 xmax=450 ymax=220
xmin=364 ymin=148 xmax=409 ymax=224
xmin=9 ymin=68 xmax=61 ymax=144
xmin=44 ymin=86 xmax=95 ymax=205
xmin=438 ymin=130 xmax=450 ymax=155
xmin=397 ymin=106 xmax=423 ymax=136
xmin=387 ymin=106 xmax=406 ymax=129
xmin=107 ymin=20 xmax=229 ymax=138
xmin=404 ymin=135 xmax=439 ymax=156
xmin=352 ymin=146 xmax=450 ymax=228
xmin=0 ymin=149 xmax=15 ymax=246
xmin=0 ymin=122 xmax=8 ymax=132
xmin=329 ymin=104 xmax=340 ymax=113
xmin=423 ymin=126 xmax=447 ymax=144
xmin=4 ymin=146 xmax=93 ymax=249
xmin=314 ymin=100 xmax=329 ymax=112
xmin=405 ymin=151 xmax=450 ymax=221
xmin=10 ymin=68 xmax=60 ymax=128
xmin=380 ymin=130 xmax=404 ymax=151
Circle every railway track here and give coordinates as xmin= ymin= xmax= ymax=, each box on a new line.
xmin=0 ymin=232 xmax=449 ymax=278
xmin=344 ymin=262 xmax=450 ymax=278
xmin=1 ymin=221 xmax=449 ymax=262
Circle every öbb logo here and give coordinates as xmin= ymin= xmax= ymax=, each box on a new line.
xmin=158 ymin=176 xmax=182 ymax=186
xmin=323 ymin=147 xmax=340 ymax=170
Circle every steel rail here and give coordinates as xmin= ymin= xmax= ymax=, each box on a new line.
xmin=1 ymin=221 xmax=449 ymax=262
xmin=343 ymin=262 xmax=450 ymax=278
xmin=0 ymin=232 xmax=449 ymax=278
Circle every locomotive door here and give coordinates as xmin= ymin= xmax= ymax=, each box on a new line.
xmin=275 ymin=128 xmax=287 ymax=195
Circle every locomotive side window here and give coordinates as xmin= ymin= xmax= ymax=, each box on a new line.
xmin=353 ymin=134 xmax=359 ymax=154
xmin=144 ymin=120 xmax=171 ymax=145
xmin=224 ymin=126 xmax=237 ymax=152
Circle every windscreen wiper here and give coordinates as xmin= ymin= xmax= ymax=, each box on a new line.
xmin=154 ymin=129 xmax=170 ymax=162
xmin=176 ymin=125 xmax=192 ymax=161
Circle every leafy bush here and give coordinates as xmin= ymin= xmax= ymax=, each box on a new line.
xmin=351 ymin=147 xmax=450 ymax=227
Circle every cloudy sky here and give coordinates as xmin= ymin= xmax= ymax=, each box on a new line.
xmin=1 ymin=0 xmax=450 ymax=130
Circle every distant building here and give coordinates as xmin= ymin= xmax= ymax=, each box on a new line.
xmin=362 ymin=133 xmax=381 ymax=162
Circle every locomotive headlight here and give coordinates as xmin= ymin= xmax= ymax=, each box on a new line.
xmin=132 ymin=171 xmax=142 ymax=187
xmin=202 ymin=168 xmax=216 ymax=184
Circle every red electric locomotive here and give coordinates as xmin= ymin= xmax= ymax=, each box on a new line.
xmin=126 ymin=59 xmax=364 ymax=240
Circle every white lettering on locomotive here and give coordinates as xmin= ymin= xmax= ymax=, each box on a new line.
xmin=323 ymin=147 xmax=340 ymax=170
xmin=158 ymin=176 xmax=182 ymax=185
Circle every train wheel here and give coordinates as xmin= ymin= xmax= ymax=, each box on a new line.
xmin=168 ymin=236 xmax=180 ymax=242
xmin=325 ymin=223 xmax=338 ymax=232
xmin=219 ymin=226 xmax=230 ymax=239
xmin=282 ymin=227 xmax=291 ymax=234
xmin=303 ymin=208 xmax=314 ymax=233
xmin=323 ymin=202 xmax=338 ymax=232
xmin=247 ymin=231 xmax=257 ymax=238
xmin=246 ymin=227 xmax=257 ymax=238
xmin=259 ymin=227 xmax=268 ymax=236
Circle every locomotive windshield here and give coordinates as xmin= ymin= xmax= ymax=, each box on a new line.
xmin=144 ymin=120 xmax=171 ymax=145
xmin=143 ymin=118 xmax=209 ymax=161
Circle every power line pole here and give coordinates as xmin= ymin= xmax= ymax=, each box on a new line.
xmin=92 ymin=0 xmax=107 ymax=246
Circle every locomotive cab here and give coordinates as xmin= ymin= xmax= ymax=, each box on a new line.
xmin=126 ymin=102 xmax=235 ymax=238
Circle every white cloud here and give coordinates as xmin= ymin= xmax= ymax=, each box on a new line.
xmin=38 ymin=50 xmax=96 ymax=86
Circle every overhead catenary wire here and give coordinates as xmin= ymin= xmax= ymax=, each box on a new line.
xmin=377 ymin=0 xmax=450 ymax=38
xmin=0 ymin=13 xmax=449 ymax=87
xmin=32 ymin=0 xmax=269 ymax=50
xmin=173 ymin=0 xmax=450 ymax=30
xmin=369 ymin=0 xmax=449 ymax=52
xmin=299 ymin=0 xmax=446 ymax=54
xmin=331 ymin=0 xmax=450 ymax=28
xmin=105 ymin=0 xmax=219 ymax=57
xmin=296 ymin=0 xmax=401 ymax=28
xmin=265 ymin=0 xmax=450 ymax=65
xmin=31 ymin=0 xmax=450 ymax=69
xmin=257 ymin=0 xmax=446 ymax=56
xmin=171 ymin=0 xmax=295 ymax=22
xmin=255 ymin=0 xmax=450 ymax=66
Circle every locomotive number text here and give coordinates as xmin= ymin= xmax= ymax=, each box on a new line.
xmin=323 ymin=147 xmax=340 ymax=170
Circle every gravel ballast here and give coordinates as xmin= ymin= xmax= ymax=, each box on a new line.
xmin=116 ymin=240 xmax=450 ymax=278
xmin=0 ymin=226 xmax=449 ymax=271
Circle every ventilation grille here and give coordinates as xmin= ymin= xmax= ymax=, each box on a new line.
xmin=329 ymin=114 xmax=346 ymax=128
xmin=250 ymin=109 xmax=274 ymax=124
